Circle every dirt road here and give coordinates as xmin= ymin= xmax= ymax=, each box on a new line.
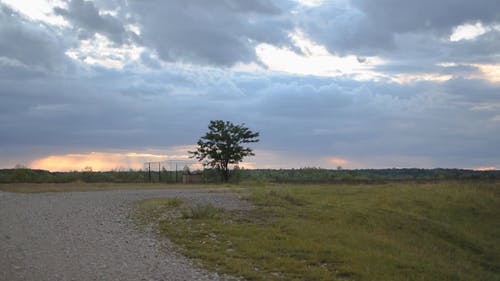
xmin=0 ymin=189 xmax=247 ymax=281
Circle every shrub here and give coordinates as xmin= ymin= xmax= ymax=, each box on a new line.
xmin=181 ymin=204 xmax=223 ymax=219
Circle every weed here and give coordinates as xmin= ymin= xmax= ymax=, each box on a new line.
xmin=133 ymin=197 xmax=182 ymax=225
xmin=181 ymin=204 xmax=223 ymax=219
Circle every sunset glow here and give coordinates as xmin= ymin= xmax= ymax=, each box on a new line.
xmin=28 ymin=146 xmax=196 ymax=171
xmin=473 ymin=166 xmax=497 ymax=171
xmin=327 ymin=157 xmax=349 ymax=167
xmin=30 ymin=152 xmax=158 ymax=171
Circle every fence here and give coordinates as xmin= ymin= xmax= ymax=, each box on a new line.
xmin=143 ymin=160 xmax=201 ymax=183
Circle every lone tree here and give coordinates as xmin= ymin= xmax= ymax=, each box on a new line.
xmin=190 ymin=120 xmax=259 ymax=182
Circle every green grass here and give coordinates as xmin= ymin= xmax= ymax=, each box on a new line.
xmin=133 ymin=197 xmax=183 ymax=226
xmin=181 ymin=204 xmax=224 ymax=220
xmin=133 ymin=182 xmax=500 ymax=281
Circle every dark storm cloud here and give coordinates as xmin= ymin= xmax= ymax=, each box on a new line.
xmin=128 ymin=0 xmax=292 ymax=66
xmin=0 ymin=4 xmax=71 ymax=72
xmin=54 ymin=0 xmax=130 ymax=44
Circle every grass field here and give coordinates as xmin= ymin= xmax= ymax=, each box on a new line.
xmin=134 ymin=182 xmax=500 ymax=281
xmin=0 ymin=182 xmax=212 ymax=193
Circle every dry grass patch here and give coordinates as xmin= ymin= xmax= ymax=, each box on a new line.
xmin=0 ymin=182 xmax=215 ymax=193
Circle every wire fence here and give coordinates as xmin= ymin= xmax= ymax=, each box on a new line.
xmin=143 ymin=159 xmax=202 ymax=183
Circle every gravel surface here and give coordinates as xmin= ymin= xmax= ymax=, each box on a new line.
xmin=0 ymin=189 xmax=251 ymax=281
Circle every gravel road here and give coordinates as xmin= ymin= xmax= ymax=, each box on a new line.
xmin=0 ymin=189 xmax=251 ymax=281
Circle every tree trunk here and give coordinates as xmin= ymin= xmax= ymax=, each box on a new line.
xmin=221 ymin=162 xmax=229 ymax=182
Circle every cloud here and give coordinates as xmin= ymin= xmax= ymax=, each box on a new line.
xmin=64 ymin=33 xmax=144 ymax=68
xmin=450 ymin=22 xmax=489 ymax=41
xmin=2 ymin=62 xmax=500 ymax=169
xmin=128 ymin=0 xmax=292 ymax=66
xmin=1 ymin=0 xmax=68 ymax=26
xmin=1 ymin=1 xmax=499 ymax=171
xmin=472 ymin=63 xmax=500 ymax=83
xmin=351 ymin=0 xmax=499 ymax=34
xmin=297 ymin=0 xmax=500 ymax=80
xmin=0 ymin=4 xmax=71 ymax=72
xmin=53 ymin=0 xmax=130 ymax=44
xmin=255 ymin=31 xmax=386 ymax=80
xmin=255 ymin=79 xmax=353 ymax=118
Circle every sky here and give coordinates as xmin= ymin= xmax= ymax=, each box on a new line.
xmin=0 ymin=0 xmax=499 ymax=171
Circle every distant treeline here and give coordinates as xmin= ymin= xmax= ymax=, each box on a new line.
xmin=0 ymin=168 xmax=148 ymax=183
xmin=238 ymin=168 xmax=500 ymax=183
xmin=1 ymin=167 xmax=499 ymax=184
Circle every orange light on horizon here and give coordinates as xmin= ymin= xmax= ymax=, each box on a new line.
xmin=29 ymin=150 xmax=194 ymax=172
xmin=472 ymin=166 xmax=497 ymax=171
xmin=327 ymin=157 xmax=348 ymax=167
xmin=235 ymin=162 xmax=255 ymax=169
xmin=30 ymin=152 xmax=142 ymax=171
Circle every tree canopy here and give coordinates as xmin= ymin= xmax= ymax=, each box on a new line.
xmin=190 ymin=120 xmax=259 ymax=182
